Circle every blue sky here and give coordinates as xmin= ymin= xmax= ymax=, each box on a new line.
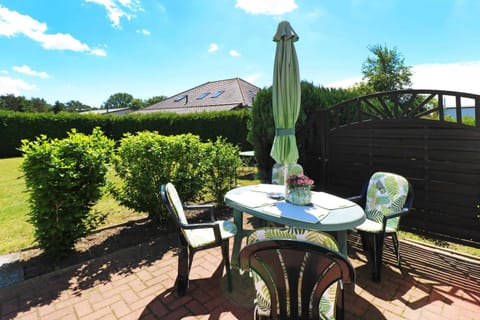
xmin=1 ymin=0 xmax=480 ymax=108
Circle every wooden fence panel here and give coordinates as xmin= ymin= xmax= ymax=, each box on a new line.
xmin=302 ymin=90 xmax=480 ymax=247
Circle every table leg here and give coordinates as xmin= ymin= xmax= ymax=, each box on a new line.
xmin=231 ymin=209 xmax=244 ymax=268
xmin=336 ymin=230 xmax=348 ymax=256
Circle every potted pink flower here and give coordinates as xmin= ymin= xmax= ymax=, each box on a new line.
xmin=286 ymin=174 xmax=314 ymax=205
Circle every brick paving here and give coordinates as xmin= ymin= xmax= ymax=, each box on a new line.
xmin=1 ymin=225 xmax=480 ymax=319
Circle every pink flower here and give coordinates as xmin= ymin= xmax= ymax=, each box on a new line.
xmin=287 ymin=173 xmax=315 ymax=189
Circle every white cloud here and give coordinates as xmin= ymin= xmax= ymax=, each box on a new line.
xmin=411 ymin=61 xmax=480 ymax=95
xmin=85 ymin=0 xmax=142 ymax=28
xmin=326 ymin=61 xmax=480 ymax=97
xmin=137 ymin=28 xmax=151 ymax=36
xmin=1 ymin=70 xmax=8 ymax=75
xmin=90 ymin=48 xmax=107 ymax=56
xmin=0 ymin=76 xmax=37 ymax=95
xmin=326 ymin=76 xmax=361 ymax=89
xmin=235 ymin=0 xmax=298 ymax=15
xmin=245 ymin=72 xmax=263 ymax=84
xmin=0 ymin=5 xmax=105 ymax=55
xmin=208 ymin=43 xmax=219 ymax=53
xmin=229 ymin=49 xmax=241 ymax=57
xmin=13 ymin=65 xmax=49 ymax=79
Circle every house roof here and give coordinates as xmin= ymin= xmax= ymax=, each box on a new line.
xmin=134 ymin=78 xmax=260 ymax=114
xmin=80 ymin=107 xmax=133 ymax=115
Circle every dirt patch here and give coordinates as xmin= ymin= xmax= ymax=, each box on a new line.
xmin=17 ymin=206 xmax=234 ymax=280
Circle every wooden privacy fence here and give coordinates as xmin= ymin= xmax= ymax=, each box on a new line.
xmin=300 ymin=89 xmax=480 ymax=247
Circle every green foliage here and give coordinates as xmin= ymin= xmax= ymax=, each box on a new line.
xmin=247 ymin=86 xmax=275 ymax=182
xmin=248 ymin=82 xmax=358 ymax=181
xmin=113 ymin=132 xmax=242 ymax=221
xmin=361 ymin=44 xmax=412 ymax=92
xmin=20 ymin=128 xmax=114 ymax=259
xmin=0 ymin=110 xmax=250 ymax=158
xmin=0 ymin=94 xmax=51 ymax=112
xmin=102 ymin=92 xmax=136 ymax=110
xmin=144 ymin=96 xmax=167 ymax=106
xmin=113 ymin=132 xmax=207 ymax=221
xmin=203 ymin=137 xmax=242 ymax=205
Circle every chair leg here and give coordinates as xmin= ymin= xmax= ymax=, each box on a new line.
xmin=391 ymin=232 xmax=401 ymax=267
xmin=176 ymin=246 xmax=190 ymax=296
xmin=372 ymin=234 xmax=385 ymax=282
xmin=221 ymin=241 xmax=233 ymax=292
xmin=359 ymin=232 xmax=369 ymax=253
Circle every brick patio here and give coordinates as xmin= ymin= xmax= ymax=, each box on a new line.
xmin=1 ymin=223 xmax=479 ymax=319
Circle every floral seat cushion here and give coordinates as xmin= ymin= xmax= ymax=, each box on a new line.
xmin=356 ymin=172 xmax=409 ymax=233
xmin=165 ymin=183 xmax=236 ymax=248
xmin=247 ymin=228 xmax=339 ymax=320
xmin=185 ymin=221 xmax=237 ymax=248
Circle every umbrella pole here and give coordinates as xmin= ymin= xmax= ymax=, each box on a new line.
xmin=284 ymin=164 xmax=288 ymax=198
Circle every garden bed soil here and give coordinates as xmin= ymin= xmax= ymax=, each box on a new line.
xmin=14 ymin=206 xmax=234 ymax=281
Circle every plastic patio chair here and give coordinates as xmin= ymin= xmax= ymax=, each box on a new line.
xmin=160 ymin=183 xmax=237 ymax=296
xmin=348 ymin=172 xmax=414 ymax=282
xmin=271 ymin=163 xmax=303 ymax=185
xmin=240 ymin=228 xmax=355 ymax=320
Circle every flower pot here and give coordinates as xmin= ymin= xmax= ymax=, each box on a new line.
xmin=286 ymin=187 xmax=312 ymax=206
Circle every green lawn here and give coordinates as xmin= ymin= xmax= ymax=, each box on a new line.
xmin=0 ymin=158 xmax=34 ymax=253
xmin=0 ymin=157 xmax=145 ymax=254
xmin=1 ymin=158 xmax=479 ymax=258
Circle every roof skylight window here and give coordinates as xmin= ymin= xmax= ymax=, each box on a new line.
xmin=211 ymin=90 xmax=225 ymax=98
xmin=197 ymin=92 xmax=210 ymax=100
xmin=174 ymin=95 xmax=186 ymax=102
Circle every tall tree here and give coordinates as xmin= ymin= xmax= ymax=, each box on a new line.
xmin=53 ymin=101 xmax=66 ymax=114
xmin=27 ymin=97 xmax=50 ymax=112
xmin=0 ymin=94 xmax=28 ymax=111
xmin=102 ymin=93 xmax=136 ymax=111
xmin=144 ymin=95 xmax=167 ymax=106
xmin=361 ymin=44 xmax=412 ymax=92
xmin=65 ymin=100 xmax=91 ymax=112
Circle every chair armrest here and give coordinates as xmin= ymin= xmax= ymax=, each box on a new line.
xmin=180 ymin=221 xmax=223 ymax=243
xmin=184 ymin=204 xmax=216 ymax=221
xmin=184 ymin=204 xmax=214 ymax=210
xmin=383 ymin=208 xmax=409 ymax=221
xmin=346 ymin=195 xmax=362 ymax=203
xmin=380 ymin=208 xmax=410 ymax=234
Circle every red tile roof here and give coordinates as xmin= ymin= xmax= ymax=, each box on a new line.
xmin=135 ymin=78 xmax=260 ymax=114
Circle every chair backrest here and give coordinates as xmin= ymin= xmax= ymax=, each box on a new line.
xmin=161 ymin=183 xmax=189 ymax=241
xmin=271 ymin=163 xmax=303 ymax=185
xmin=240 ymin=228 xmax=355 ymax=320
xmin=364 ymin=172 xmax=412 ymax=230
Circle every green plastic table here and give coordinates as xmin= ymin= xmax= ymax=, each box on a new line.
xmin=225 ymin=184 xmax=366 ymax=267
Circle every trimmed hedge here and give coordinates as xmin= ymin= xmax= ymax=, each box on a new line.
xmin=112 ymin=132 xmax=241 ymax=221
xmin=0 ymin=110 xmax=251 ymax=158
xmin=247 ymin=82 xmax=359 ymax=181
xmin=20 ymin=128 xmax=114 ymax=259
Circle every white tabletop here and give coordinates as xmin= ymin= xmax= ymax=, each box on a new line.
xmin=225 ymin=184 xmax=366 ymax=232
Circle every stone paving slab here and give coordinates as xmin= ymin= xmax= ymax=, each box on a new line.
xmin=0 ymin=253 xmax=23 ymax=288
xmin=1 ymin=229 xmax=479 ymax=319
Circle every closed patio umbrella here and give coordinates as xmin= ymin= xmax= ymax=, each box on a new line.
xmin=270 ymin=21 xmax=301 ymax=195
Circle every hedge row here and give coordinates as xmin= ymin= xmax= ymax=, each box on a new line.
xmin=0 ymin=110 xmax=251 ymax=158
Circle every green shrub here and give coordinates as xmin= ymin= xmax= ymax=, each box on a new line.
xmin=20 ymin=128 xmax=114 ymax=259
xmin=0 ymin=110 xmax=251 ymax=158
xmin=112 ymin=132 xmax=207 ymax=221
xmin=248 ymin=82 xmax=358 ymax=181
xmin=203 ymin=137 xmax=242 ymax=205
xmin=113 ymin=132 xmax=242 ymax=220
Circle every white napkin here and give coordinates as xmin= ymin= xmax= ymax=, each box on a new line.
xmin=311 ymin=192 xmax=356 ymax=210
xmin=251 ymin=184 xmax=284 ymax=194
xmin=227 ymin=191 xmax=278 ymax=208
xmin=262 ymin=201 xmax=329 ymax=223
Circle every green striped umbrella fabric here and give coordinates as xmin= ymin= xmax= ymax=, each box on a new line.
xmin=270 ymin=21 xmax=301 ymax=180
